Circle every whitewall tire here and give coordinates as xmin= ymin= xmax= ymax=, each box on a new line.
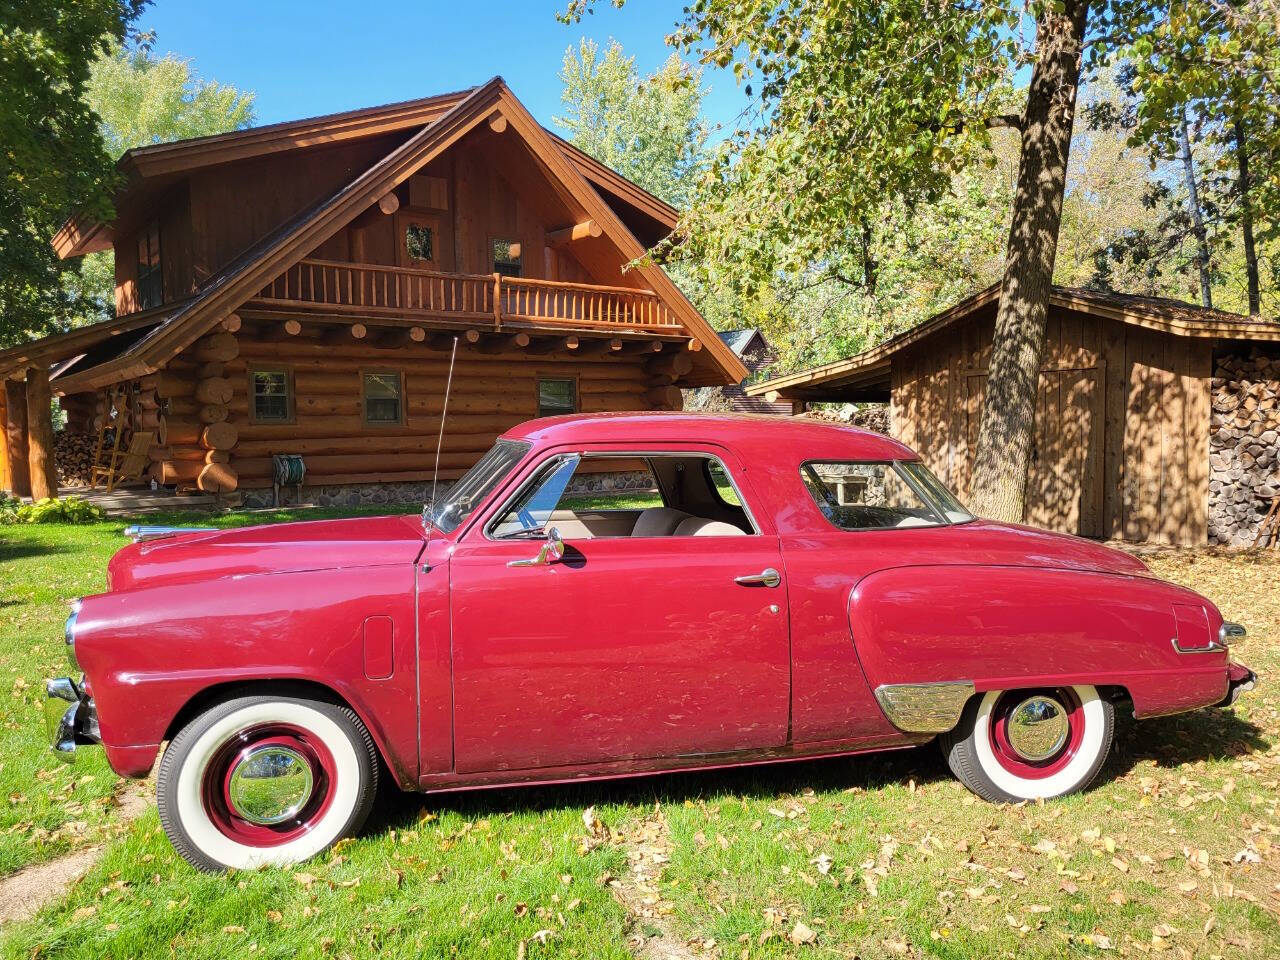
xmin=940 ymin=685 xmax=1114 ymax=803
xmin=157 ymin=694 xmax=379 ymax=871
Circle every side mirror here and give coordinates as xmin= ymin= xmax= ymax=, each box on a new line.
xmin=507 ymin=526 xmax=565 ymax=568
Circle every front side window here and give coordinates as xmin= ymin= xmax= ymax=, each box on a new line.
xmin=250 ymin=368 xmax=292 ymax=423
xmin=136 ymin=220 xmax=163 ymax=310
xmin=428 ymin=439 xmax=531 ymax=533
xmin=492 ymin=239 xmax=523 ymax=277
xmin=801 ymin=461 xmax=974 ymax=531
xmin=363 ymin=371 xmax=403 ymax=425
xmin=405 ymin=224 xmax=434 ymax=262
xmin=537 ymin=378 xmax=576 ymax=417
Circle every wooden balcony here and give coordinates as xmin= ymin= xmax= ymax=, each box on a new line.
xmin=250 ymin=258 xmax=681 ymax=333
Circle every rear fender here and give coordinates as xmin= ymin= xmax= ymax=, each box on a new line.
xmin=849 ymin=565 xmax=1229 ymax=725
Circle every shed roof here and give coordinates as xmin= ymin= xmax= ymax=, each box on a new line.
xmin=748 ymin=283 xmax=1280 ymax=403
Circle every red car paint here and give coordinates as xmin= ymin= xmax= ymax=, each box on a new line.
xmin=69 ymin=413 xmax=1249 ymax=789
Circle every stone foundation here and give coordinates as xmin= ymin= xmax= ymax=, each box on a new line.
xmin=1208 ymin=347 xmax=1280 ymax=546
xmin=240 ymin=470 xmax=655 ymax=510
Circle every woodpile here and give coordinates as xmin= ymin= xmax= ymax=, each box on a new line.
xmin=144 ymin=329 xmax=241 ymax=494
xmin=53 ymin=431 xmax=96 ymax=487
xmin=1208 ymin=349 xmax=1280 ymax=546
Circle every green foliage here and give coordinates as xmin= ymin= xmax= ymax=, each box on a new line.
xmin=1 ymin=496 xmax=106 ymax=526
xmin=0 ymin=0 xmax=146 ymax=348
xmin=555 ymin=38 xmax=707 ymax=207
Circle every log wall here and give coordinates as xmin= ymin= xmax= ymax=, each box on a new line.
xmin=889 ymin=304 xmax=1212 ymax=546
xmin=144 ymin=322 xmax=680 ymax=493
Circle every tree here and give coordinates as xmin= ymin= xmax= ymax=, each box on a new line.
xmin=555 ymin=38 xmax=707 ymax=207
xmin=0 ymin=0 xmax=146 ymax=348
xmin=70 ymin=38 xmax=256 ymax=320
xmin=561 ymin=0 xmax=1276 ymax=522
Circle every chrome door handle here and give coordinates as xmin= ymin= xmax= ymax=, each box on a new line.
xmin=734 ymin=567 xmax=781 ymax=588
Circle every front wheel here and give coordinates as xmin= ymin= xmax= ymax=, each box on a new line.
xmin=157 ymin=693 xmax=379 ymax=871
xmin=940 ymin=684 xmax=1114 ymax=803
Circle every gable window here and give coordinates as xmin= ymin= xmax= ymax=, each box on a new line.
xmin=363 ymin=371 xmax=403 ymax=425
xmin=538 ymin=378 xmax=576 ymax=417
xmin=405 ymin=224 xmax=434 ymax=262
xmin=492 ymin=239 xmax=523 ymax=277
xmin=136 ymin=220 xmax=163 ymax=310
xmin=250 ymin=368 xmax=293 ymax=423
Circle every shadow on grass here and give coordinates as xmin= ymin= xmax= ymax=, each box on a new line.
xmin=365 ymin=706 xmax=1270 ymax=838
xmin=0 ymin=538 xmax=71 ymax=564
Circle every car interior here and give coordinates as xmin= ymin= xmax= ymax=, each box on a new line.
xmin=489 ymin=454 xmax=755 ymax=539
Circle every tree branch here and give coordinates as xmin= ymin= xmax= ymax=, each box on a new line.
xmin=986 ymin=113 xmax=1025 ymax=132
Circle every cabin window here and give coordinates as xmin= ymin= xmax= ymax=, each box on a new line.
xmin=363 ymin=371 xmax=403 ymax=425
xmin=250 ymin=368 xmax=293 ymax=423
xmin=405 ymin=224 xmax=434 ymax=263
xmin=136 ymin=220 xmax=163 ymax=310
xmin=492 ymin=239 xmax=523 ymax=277
xmin=537 ymin=378 xmax=576 ymax=417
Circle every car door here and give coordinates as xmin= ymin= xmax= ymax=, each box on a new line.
xmin=448 ymin=445 xmax=791 ymax=774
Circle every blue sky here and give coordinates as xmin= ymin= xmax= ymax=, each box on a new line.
xmin=138 ymin=1 xmax=749 ymax=133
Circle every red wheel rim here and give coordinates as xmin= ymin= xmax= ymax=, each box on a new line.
xmin=988 ymin=688 xmax=1084 ymax=780
xmin=201 ymin=723 xmax=337 ymax=847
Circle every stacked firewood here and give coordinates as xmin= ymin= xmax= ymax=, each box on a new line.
xmin=53 ymin=431 xmax=96 ymax=487
xmin=1209 ymin=350 xmax=1280 ymax=545
xmin=144 ymin=323 xmax=241 ymax=494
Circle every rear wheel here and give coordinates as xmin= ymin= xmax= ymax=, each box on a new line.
xmin=157 ymin=694 xmax=379 ymax=871
xmin=940 ymin=685 xmax=1113 ymax=803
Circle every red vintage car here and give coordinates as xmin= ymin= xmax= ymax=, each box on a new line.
xmin=46 ymin=413 xmax=1255 ymax=871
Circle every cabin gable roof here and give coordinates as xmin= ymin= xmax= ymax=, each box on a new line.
xmin=14 ymin=78 xmax=746 ymax=391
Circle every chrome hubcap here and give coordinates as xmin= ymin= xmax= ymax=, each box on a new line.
xmin=227 ymin=745 xmax=314 ymax=825
xmin=1006 ymin=695 xmax=1070 ymax=761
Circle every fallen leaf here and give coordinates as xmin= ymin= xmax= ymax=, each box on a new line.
xmin=789 ymin=921 xmax=818 ymax=945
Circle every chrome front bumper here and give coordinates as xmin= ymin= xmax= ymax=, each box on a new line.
xmin=44 ymin=677 xmax=100 ymax=762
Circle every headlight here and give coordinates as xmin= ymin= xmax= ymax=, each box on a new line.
xmin=64 ymin=600 xmax=81 ymax=671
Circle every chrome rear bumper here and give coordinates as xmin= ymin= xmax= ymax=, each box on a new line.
xmin=44 ymin=677 xmax=100 ymax=762
xmin=1217 ymin=663 xmax=1258 ymax=708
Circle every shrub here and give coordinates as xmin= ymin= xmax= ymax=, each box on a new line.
xmin=0 ymin=496 xmax=105 ymax=525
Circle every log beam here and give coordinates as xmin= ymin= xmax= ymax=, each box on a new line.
xmin=371 ymin=326 xmax=427 ymax=349
xmin=377 ymin=192 xmax=400 ymax=215
xmin=323 ymin=323 xmax=368 ymax=345
xmin=546 ymin=220 xmax=602 ymax=246
xmin=220 ymin=314 xmax=242 ymax=333
xmin=25 ymin=367 xmax=58 ymax=500
xmin=3 ymin=379 xmax=30 ymax=497
xmin=620 ymin=340 xmax=665 ymax=357
xmin=262 ymin=318 xmax=303 ymax=342
xmin=574 ymin=337 xmax=623 ymax=358
xmin=475 ymin=332 xmax=531 ymax=355
xmin=488 ymin=112 xmax=508 ymax=133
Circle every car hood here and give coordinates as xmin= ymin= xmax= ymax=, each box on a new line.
xmin=107 ymin=515 xmax=427 ymax=592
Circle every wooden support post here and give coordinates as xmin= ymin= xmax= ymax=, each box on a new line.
xmin=3 ymin=379 xmax=30 ymax=497
xmin=546 ymin=220 xmax=603 ymax=247
xmin=25 ymin=367 xmax=58 ymax=500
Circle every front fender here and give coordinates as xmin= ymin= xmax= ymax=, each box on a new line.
xmin=849 ymin=564 xmax=1230 ymax=722
xmin=73 ymin=564 xmax=420 ymax=785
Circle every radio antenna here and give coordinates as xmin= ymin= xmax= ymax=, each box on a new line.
xmin=430 ymin=336 xmax=459 ymax=514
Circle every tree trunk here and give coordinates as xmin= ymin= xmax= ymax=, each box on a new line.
xmin=969 ymin=0 xmax=1090 ymax=522
xmin=1179 ymin=111 xmax=1213 ymax=309
xmin=1232 ymin=115 xmax=1261 ymax=315
xmin=4 ymin=378 xmax=32 ymax=498
xmin=25 ymin=367 xmax=59 ymax=500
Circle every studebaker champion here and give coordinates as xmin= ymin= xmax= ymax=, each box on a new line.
xmin=46 ymin=413 xmax=1256 ymax=871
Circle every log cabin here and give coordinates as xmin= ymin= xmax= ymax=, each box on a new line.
xmin=749 ymin=284 xmax=1280 ymax=546
xmin=0 ymin=77 xmax=747 ymax=505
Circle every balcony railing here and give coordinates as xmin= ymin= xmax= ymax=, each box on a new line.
xmin=253 ymin=258 xmax=680 ymax=332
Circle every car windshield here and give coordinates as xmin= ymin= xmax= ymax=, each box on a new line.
xmin=800 ymin=460 xmax=974 ymax=531
xmin=426 ymin=439 xmax=531 ymax=533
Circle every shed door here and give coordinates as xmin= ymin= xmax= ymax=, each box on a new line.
xmin=966 ymin=367 xmax=1103 ymax=538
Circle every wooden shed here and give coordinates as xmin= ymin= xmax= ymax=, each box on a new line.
xmin=749 ymin=284 xmax=1280 ymax=546
xmin=0 ymin=78 xmax=747 ymax=505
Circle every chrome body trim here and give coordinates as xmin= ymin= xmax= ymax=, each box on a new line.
xmin=1171 ymin=636 xmax=1227 ymax=655
xmin=43 ymin=676 xmax=100 ymax=763
xmin=873 ymin=680 xmax=975 ymax=734
xmin=734 ymin=567 xmax=781 ymax=587
xmin=122 ymin=525 xmax=218 ymax=543
xmin=507 ymin=526 xmax=566 ymax=567
xmin=64 ymin=600 xmax=81 ymax=671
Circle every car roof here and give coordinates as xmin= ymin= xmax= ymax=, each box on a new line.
xmin=501 ymin=412 xmax=918 ymax=461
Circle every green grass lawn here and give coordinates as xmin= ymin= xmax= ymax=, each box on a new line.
xmin=0 ymin=510 xmax=1276 ymax=957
